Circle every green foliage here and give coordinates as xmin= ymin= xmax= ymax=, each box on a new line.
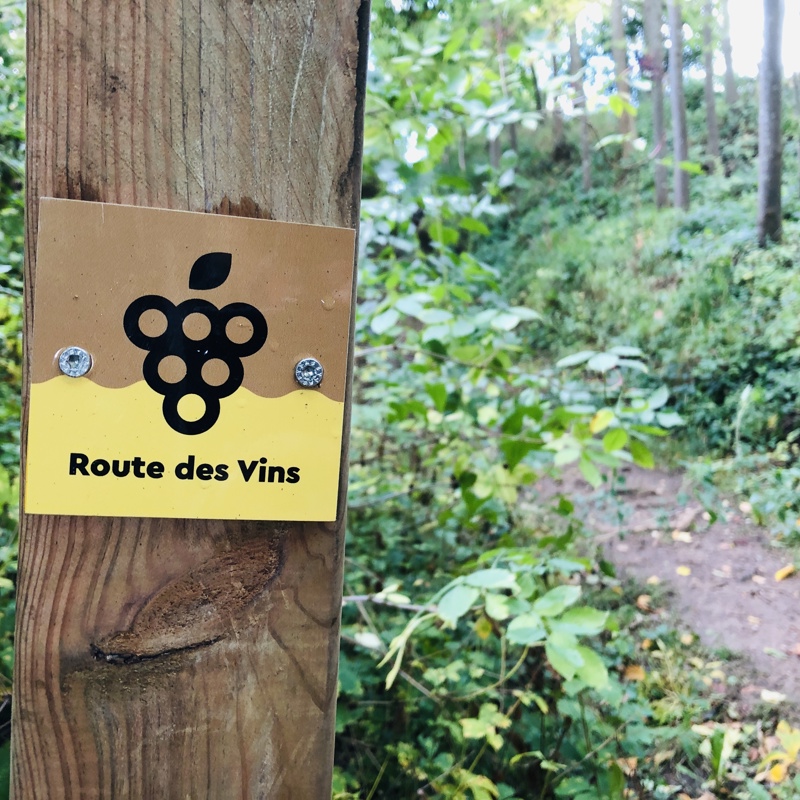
xmin=336 ymin=9 xmax=701 ymax=794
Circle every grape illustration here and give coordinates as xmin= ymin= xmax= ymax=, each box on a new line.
xmin=123 ymin=254 xmax=268 ymax=435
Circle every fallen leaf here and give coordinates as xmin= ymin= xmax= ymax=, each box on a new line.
xmin=752 ymin=574 xmax=766 ymax=585
xmin=646 ymin=575 xmax=661 ymax=585
xmin=764 ymin=648 xmax=787 ymax=660
xmin=672 ymin=530 xmax=693 ymax=543
xmin=655 ymin=748 xmax=676 ymax=765
xmin=641 ymin=638 xmax=652 ymax=650
xmin=789 ymin=643 xmax=800 ymax=657
xmin=761 ymin=689 xmax=787 ymax=704
xmin=748 ymin=615 xmax=761 ymax=628
xmin=636 ymin=594 xmax=652 ymax=611
xmin=775 ymin=564 xmax=796 ymax=582
xmin=676 ymin=566 xmax=691 ymax=577
xmin=615 ymin=756 xmax=638 ymax=775
xmin=624 ymin=664 xmax=646 ymax=682
xmin=768 ymin=761 xmax=788 ymax=782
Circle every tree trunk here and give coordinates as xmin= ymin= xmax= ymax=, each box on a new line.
xmin=758 ymin=0 xmax=785 ymax=246
xmin=489 ymin=136 xmax=501 ymax=168
xmin=551 ymin=55 xmax=566 ymax=153
xmin=668 ymin=0 xmax=690 ymax=210
xmin=494 ymin=17 xmax=518 ymax=153
xmin=611 ymin=0 xmax=636 ymax=157
xmin=720 ymin=0 xmax=739 ymax=104
xmin=703 ymin=4 xmax=721 ymax=161
xmin=793 ymin=73 xmax=800 ymax=115
xmin=13 ymin=0 xmax=369 ymax=796
xmin=570 ymin=27 xmax=592 ymax=191
xmin=644 ymin=0 xmax=669 ymax=207
xmin=530 ymin=63 xmax=544 ymax=113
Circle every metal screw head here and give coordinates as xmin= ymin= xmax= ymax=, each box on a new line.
xmin=295 ymin=357 xmax=323 ymax=388
xmin=58 ymin=346 xmax=92 ymax=378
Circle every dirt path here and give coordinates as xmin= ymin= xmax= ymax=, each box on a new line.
xmin=537 ymin=466 xmax=800 ymax=709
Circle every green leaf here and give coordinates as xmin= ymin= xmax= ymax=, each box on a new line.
xmin=590 ymin=409 xmax=615 ymax=434
xmin=678 ymin=159 xmax=705 ymax=175
xmin=437 ymin=584 xmax=480 ymax=626
xmin=608 ymin=94 xmax=636 ymax=118
xmin=603 ymin=428 xmax=628 ymax=452
xmin=629 ymin=439 xmax=655 ymax=469
xmin=464 ymin=568 xmax=517 ymax=590
xmin=545 ymin=631 xmax=584 ymax=680
xmin=416 ymin=308 xmax=453 ymax=325
xmin=508 ymin=306 xmax=541 ymax=321
xmin=575 ymin=646 xmax=609 ymax=689
xmin=370 ymin=308 xmax=399 ymax=335
xmin=579 ymin=456 xmax=602 ymax=488
xmin=552 ymin=607 xmax=608 ymax=635
xmin=532 ymin=585 xmax=581 ymax=617
xmin=648 ymin=386 xmax=670 ymax=410
xmin=501 ymin=439 xmax=536 ymax=470
xmin=657 ymin=411 xmax=683 ymax=428
xmin=631 ymin=424 xmax=670 ymax=437
xmin=506 ymin=612 xmax=546 ymax=645
xmin=608 ymin=345 xmax=643 ymax=357
xmin=490 ymin=311 xmax=523 ymax=331
xmin=557 ymin=350 xmax=595 ymax=368
xmin=461 ymin=717 xmax=492 ymax=740
xmin=459 ymin=216 xmax=491 ymax=235
xmin=425 ymin=382 xmax=447 ymax=412
xmin=485 ymin=593 xmax=511 ymax=621
xmin=554 ymin=448 xmax=580 ymax=466
xmin=443 ymin=27 xmax=468 ymax=61
xmin=587 ymin=352 xmax=619 ymax=372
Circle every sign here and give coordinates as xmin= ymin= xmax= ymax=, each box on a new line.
xmin=24 ymin=199 xmax=356 ymax=521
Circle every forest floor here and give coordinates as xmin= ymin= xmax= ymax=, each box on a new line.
xmin=536 ymin=466 xmax=800 ymax=718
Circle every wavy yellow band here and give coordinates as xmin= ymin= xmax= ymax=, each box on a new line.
xmin=25 ymin=377 xmax=344 ymax=521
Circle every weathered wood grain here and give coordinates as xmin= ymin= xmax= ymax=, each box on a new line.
xmin=13 ymin=1 xmax=369 ymax=796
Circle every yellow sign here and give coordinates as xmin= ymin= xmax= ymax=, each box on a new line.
xmin=25 ymin=199 xmax=356 ymax=521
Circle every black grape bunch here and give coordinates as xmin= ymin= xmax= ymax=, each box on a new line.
xmin=124 ymin=252 xmax=267 ymax=435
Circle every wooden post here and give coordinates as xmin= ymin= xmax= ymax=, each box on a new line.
xmin=13 ymin=1 xmax=369 ymax=797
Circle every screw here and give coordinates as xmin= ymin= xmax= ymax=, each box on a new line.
xmin=58 ymin=346 xmax=92 ymax=378
xmin=295 ymin=358 xmax=324 ymax=388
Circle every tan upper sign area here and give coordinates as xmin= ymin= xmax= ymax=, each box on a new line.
xmin=31 ymin=199 xmax=356 ymax=402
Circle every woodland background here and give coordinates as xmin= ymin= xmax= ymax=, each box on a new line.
xmin=0 ymin=0 xmax=799 ymax=797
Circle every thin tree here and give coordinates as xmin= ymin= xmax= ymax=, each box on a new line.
xmin=703 ymin=2 xmax=721 ymax=162
xmin=570 ymin=25 xmax=592 ymax=191
xmin=667 ymin=0 xmax=690 ymax=209
xmin=551 ymin=54 xmax=566 ymax=156
xmin=611 ymin=0 xmax=636 ymax=157
xmin=720 ymin=0 xmax=738 ymax=104
xmin=758 ymin=0 xmax=785 ymax=246
xmin=644 ymin=0 xmax=669 ymax=207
